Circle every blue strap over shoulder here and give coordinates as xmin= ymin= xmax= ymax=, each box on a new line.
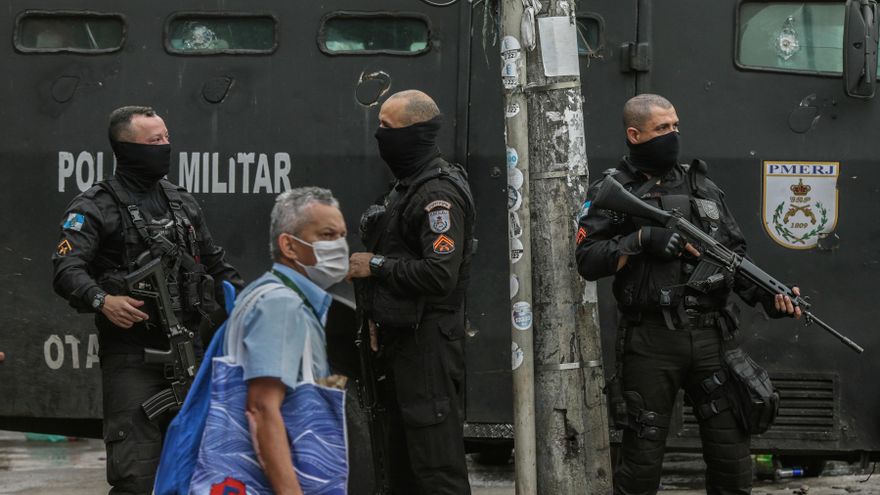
xmin=153 ymin=281 xmax=238 ymax=495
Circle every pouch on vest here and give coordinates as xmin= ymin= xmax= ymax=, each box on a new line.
xmin=371 ymin=284 xmax=425 ymax=329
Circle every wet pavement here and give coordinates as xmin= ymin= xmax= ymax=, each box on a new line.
xmin=0 ymin=431 xmax=107 ymax=495
xmin=1 ymin=430 xmax=879 ymax=494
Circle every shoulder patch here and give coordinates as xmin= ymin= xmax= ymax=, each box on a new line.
xmin=576 ymin=226 xmax=588 ymax=245
xmin=424 ymin=200 xmax=452 ymax=212
xmin=56 ymin=238 xmax=73 ymax=256
xmin=576 ymin=200 xmax=592 ymax=221
xmin=63 ymin=212 xmax=85 ymax=231
xmin=432 ymin=234 xmax=455 ymax=254
xmin=428 ymin=209 xmax=451 ymax=233
xmin=693 ymin=198 xmax=720 ymax=221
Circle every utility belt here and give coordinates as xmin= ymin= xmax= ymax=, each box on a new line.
xmin=621 ymin=308 xmax=724 ymax=331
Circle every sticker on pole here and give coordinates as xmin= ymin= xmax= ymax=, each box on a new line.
xmin=762 ymin=161 xmax=839 ymax=250
xmin=512 ymin=301 xmax=533 ymax=331
xmin=510 ymin=237 xmax=524 ymax=264
xmin=509 ymin=211 xmax=523 ymax=239
xmin=505 ymin=102 xmax=521 ymax=118
xmin=502 ymin=60 xmax=520 ymax=89
xmin=501 ymin=35 xmax=522 ymax=57
xmin=508 ymin=185 xmax=522 ymax=211
xmin=506 ymin=147 xmax=519 ymax=169
xmin=510 ymin=274 xmax=520 ymax=299
xmin=512 ymin=341 xmax=524 ymax=371
xmin=508 ymin=167 xmax=524 ymax=190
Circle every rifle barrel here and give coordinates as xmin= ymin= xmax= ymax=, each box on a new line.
xmin=806 ymin=311 xmax=865 ymax=354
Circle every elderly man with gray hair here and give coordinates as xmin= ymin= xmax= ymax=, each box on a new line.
xmin=230 ymin=186 xmax=349 ymax=494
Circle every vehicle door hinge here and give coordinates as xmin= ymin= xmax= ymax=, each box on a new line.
xmin=619 ymin=42 xmax=652 ymax=72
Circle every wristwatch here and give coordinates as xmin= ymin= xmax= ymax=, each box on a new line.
xmin=369 ymin=255 xmax=386 ymax=275
xmin=91 ymin=291 xmax=107 ymax=312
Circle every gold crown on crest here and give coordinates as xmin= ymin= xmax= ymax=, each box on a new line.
xmin=790 ymin=179 xmax=811 ymax=196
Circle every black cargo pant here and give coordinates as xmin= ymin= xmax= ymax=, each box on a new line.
xmin=101 ymin=353 xmax=173 ymax=495
xmin=379 ymin=310 xmax=471 ymax=495
xmin=614 ymin=319 xmax=752 ymax=495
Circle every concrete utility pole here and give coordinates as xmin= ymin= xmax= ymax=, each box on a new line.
xmin=500 ymin=0 xmax=537 ymax=493
xmin=500 ymin=0 xmax=612 ymax=492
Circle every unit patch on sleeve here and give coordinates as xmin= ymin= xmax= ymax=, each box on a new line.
xmin=424 ymin=200 xmax=452 ymax=212
xmin=56 ymin=239 xmax=73 ymax=256
xmin=63 ymin=213 xmax=85 ymax=231
xmin=428 ymin=209 xmax=451 ymax=233
xmin=432 ymin=234 xmax=456 ymax=254
xmin=576 ymin=227 xmax=588 ymax=245
xmin=576 ymin=200 xmax=592 ymax=221
xmin=693 ymin=199 xmax=719 ymax=221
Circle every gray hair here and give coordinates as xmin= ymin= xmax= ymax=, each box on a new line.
xmin=108 ymin=105 xmax=156 ymax=142
xmin=269 ymin=187 xmax=340 ymax=261
xmin=623 ymin=94 xmax=673 ymax=130
xmin=388 ymin=90 xmax=441 ymax=126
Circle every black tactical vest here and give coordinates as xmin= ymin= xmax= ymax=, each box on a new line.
xmin=99 ymin=178 xmax=214 ymax=322
xmin=372 ymin=158 xmax=476 ymax=311
xmin=610 ymin=161 xmax=727 ymax=312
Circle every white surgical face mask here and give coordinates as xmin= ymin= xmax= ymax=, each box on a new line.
xmin=291 ymin=235 xmax=350 ymax=289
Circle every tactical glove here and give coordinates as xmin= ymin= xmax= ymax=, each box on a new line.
xmin=639 ymin=226 xmax=685 ymax=259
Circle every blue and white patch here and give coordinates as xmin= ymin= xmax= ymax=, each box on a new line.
xmin=576 ymin=200 xmax=592 ymax=221
xmin=63 ymin=213 xmax=85 ymax=231
xmin=428 ymin=209 xmax=451 ymax=233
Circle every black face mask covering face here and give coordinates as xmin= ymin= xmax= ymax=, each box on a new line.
xmin=374 ymin=116 xmax=442 ymax=180
xmin=111 ymin=141 xmax=172 ymax=191
xmin=626 ymin=131 xmax=680 ymax=176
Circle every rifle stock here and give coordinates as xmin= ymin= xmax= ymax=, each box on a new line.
xmin=593 ymin=176 xmax=675 ymax=226
xmin=592 ymin=175 xmax=864 ymax=354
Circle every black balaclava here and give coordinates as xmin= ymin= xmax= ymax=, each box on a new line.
xmin=374 ymin=115 xmax=442 ymax=180
xmin=111 ymin=140 xmax=171 ymax=191
xmin=625 ymin=131 xmax=680 ymax=176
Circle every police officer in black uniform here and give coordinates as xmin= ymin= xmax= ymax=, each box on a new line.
xmin=575 ymin=94 xmax=800 ymax=495
xmin=349 ymin=90 xmax=474 ymax=494
xmin=52 ymin=106 xmax=243 ymax=494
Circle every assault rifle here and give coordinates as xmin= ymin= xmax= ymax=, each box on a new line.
xmin=353 ymin=280 xmax=391 ymax=494
xmin=125 ymin=257 xmax=198 ymax=419
xmin=592 ymin=175 xmax=864 ymax=354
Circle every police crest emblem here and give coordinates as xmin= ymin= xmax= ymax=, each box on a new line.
xmin=428 ymin=209 xmax=451 ymax=233
xmin=693 ymin=199 xmax=720 ymax=221
xmin=762 ymin=161 xmax=839 ymax=250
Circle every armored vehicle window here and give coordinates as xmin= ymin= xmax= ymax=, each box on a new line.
xmin=166 ymin=14 xmax=276 ymax=54
xmin=737 ymin=3 xmax=847 ymax=75
xmin=319 ymin=13 xmax=430 ymax=55
xmin=576 ymin=15 xmax=604 ymax=57
xmin=14 ymin=11 xmax=124 ymax=53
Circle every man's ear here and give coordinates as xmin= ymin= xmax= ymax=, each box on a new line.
xmin=626 ymin=127 xmax=641 ymax=145
xmin=277 ymin=234 xmax=299 ymax=263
